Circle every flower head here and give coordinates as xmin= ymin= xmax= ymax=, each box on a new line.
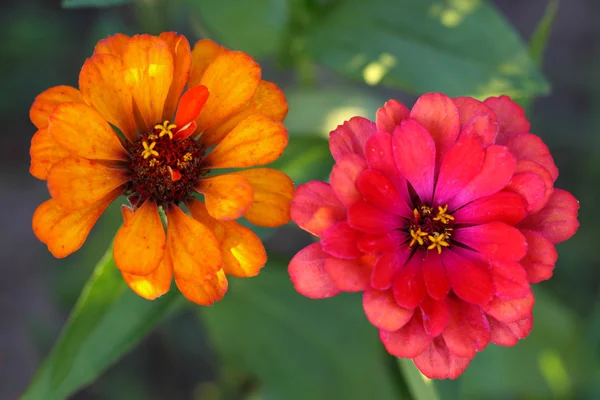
xmin=30 ymin=33 xmax=293 ymax=305
xmin=288 ymin=93 xmax=579 ymax=379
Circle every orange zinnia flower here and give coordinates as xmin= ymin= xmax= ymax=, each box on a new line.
xmin=30 ymin=32 xmax=292 ymax=305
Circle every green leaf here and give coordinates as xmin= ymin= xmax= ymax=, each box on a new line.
xmin=529 ymin=0 xmax=559 ymax=67
xmin=186 ymin=0 xmax=289 ymax=58
xmin=269 ymin=135 xmax=334 ymax=184
xmin=304 ymin=0 xmax=549 ymax=98
xmin=22 ymin=247 xmax=184 ymax=400
xmin=398 ymin=358 xmax=440 ymax=400
xmin=199 ymin=260 xmax=403 ymax=400
xmin=62 ymin=0 xmax=132 ymax=8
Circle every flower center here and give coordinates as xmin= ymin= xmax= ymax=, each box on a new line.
xmin=126 ymin=121 xmax=206 ymax=206
xmin=408 ymin=204 xmax=454 ymax=254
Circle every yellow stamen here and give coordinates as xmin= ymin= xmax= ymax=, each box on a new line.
xmin=427 ymin=232 xmax=450 ymax=254
xmin=409 ymin=227 xmax=428 ymax=247
xmin=141 ymin=141 xmax=159 ymax=159
xmin=183 ymin=152 xmax=192 ymax=162
xmin=149 ymin=158 xmax=158 ymax=167
xmin=433 ymin=204 xmax=455 ymax=224
xmin=155 ymin=120 xmax=177 ymax=139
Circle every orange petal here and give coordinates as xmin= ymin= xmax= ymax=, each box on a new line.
xmin=188 ymin=39 xmax=227 ymax=88
xmin=122 ymin=244 xmax=173 ymax=300
xmin=114 ymin=201 xmax=166 ymax=275
xmin=122 ymin=34 xmax=174 ymax=131
xmin=203 ymin=114 xmax=288 ymax=169
xmin=79 ymin=53 xmax=137 ymax=141
xmin=30 ymin=85 xmax=84 ymax=129
xmin=175 ymin=269 xmax=228 ymax=306
xmin=47 ymin=157 xmax=128 ymax=210
xmin=159 ymin=32 xmax=192 ymax=121
xmin=173 ymin=85 xmax=209 ymax=137
xmin=166 ymin=205 xmax=222 ymax=281
xmin=32 ymin=191 xmax=118 ymax=258
xmin=195 ymin=174 xmax=253 ymax=220
xmin=49 ymin=102 xmax=127 ymax=161
xmin=196 ymin=51 xmax=261 ymax=132
xmin=233 ymin=168 xmax=294 ymax=227
xmin=93 ymin=33 xmax=130 ymax=57
xmin=30 ymin=128 xmax=70 ymax=180
xmin=187 ymin=199 xmax=267 ymax=277
xmin=202 ymin=80 xmax=288 ymax=147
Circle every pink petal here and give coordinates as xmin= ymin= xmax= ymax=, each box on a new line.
xmin=518 ymin=189 xmax=580 ymax=244
xmin=329 ymin=116 xmax=375 ymax=162
xmin=490 ymin=260 xmax=530 ymax=300
xmin=324 ymin=255 xmax=373 ymax=292
xmin=482 ymin=290 xmax=534 ymax=323
xmin=506 ymin=133 xmax=558 ymax=181
xmin=442 ymin=249 xmax=494 ymax=305
xmin=357 ymin=169 xmax=412 ymax=217
xmin=330 ymin=153 xmax=368 ymax=208
xmin=520 ymin=229 xmax=558 ymax=283
xmin=434 ymin=137 xmax=485 ymax=205
xmin=413 ymin=337 xmax=471 ymax=379
xmin=453 ymin=96 xmax=498 ymax=145
xmin=422 ymin=250 xmax=450 ymax=300
xmin=506 ymin=170 xmax=549 ymax=214
xmin=291 ymin=181 xmax=346 ymax=237
xmin=454 ymin=222 xmax=527 ymax=263
xmin=379 ymin=312 xmax=432 ymax=358
xmin=321 ymin=222 xmax=364 ymax=259
xmin=488 ymin=315 xmax=533 ymax=346
xmin=410 ymin=93 xmax=460 ymax=164
xmin=442 ymin=298 xmax=491 ymax=358
xmin=420 ymin=296 xmax=450 ymax=337
xmin=363 ymin=289 xmax=414 ymax=331
xmin=393 ymin=252 xmax=427 ymax=309
xmin=371 ymin=245 xmax=412 ymax=290
xmin=364 ymin=130 xmax=410 ymax=204
xmin=483 ymin=95 xmax=530 ymax=145
xmin=288 ymin=243 xmax=340 ymax=299
xmin=449 ymin=145 xmax=517 ymax=210
xmin=358 ymin=231 xmax=405 ymax=254
xmin=452 ymin=192 xmax=527 ymax=225
xmin=508 ymin=160 xmax=554 ymax=213
xmin=348 ymin=200 xmax=404 ymax=234
xmin=376 ymin=99 xmax=410 ymax=133
xmin=392 ymin=120 xmax=436 ymax=203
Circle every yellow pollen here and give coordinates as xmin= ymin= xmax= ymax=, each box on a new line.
xmin=149 ymin=158 xmax=158 ymax=167
xmin=433 ymin=204 xmax=455 ymax=224
xmin=155 ymin=120 xmax=177 ymax=139
xmin=141 ymin=141 xmax=159 ymax=159
xmin=183 ymin=152 xmax=192 ymax=162
xmin=409 ymin=228 xmax=428 ymax=247
xmin=427 ymin=232 xmax=450 ymax=254
xmin=148 ymin=133 xmax=158 ymax=140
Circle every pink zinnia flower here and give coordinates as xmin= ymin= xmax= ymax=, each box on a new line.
xmin=288 ymin=93 xmax=579 ymax=379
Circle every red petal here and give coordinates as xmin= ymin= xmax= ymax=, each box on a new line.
xmin=434 ymin=137 xmax=485 ymax=205
xmin=330 ymin=153 xmax=367 ymax=208
xmin=520 ymin=229 xmax=558 ymax=283
xmin=482 ymin=290 xmax=534 ymax=323
xmin=488 ymin=315 xmax=533 ymax=346
xmin=370 ymin=245 xmax=412 ymax=290
xmin=325 ymin=255 xmax=373 ymax=292
xmin=449 ymin=145 xmax=517 ymax=209
xmin=321 ymin=222 xmax=364 ymax=259
xmin=413 ymin=337 xmax=471 ymax=379
xmin=288 ymin=243 xmax=340 ymax=299
xmin=363 ymin=289 xmax=414 ymax=331
xmin=329 ymin=116 xmax=375 ymax=162
xmin=380 ymin=312 xmax=432 ymax=358
xmin=420 ymin=296 xmax=450 ymax=337
xmin=454 ymin=222 xmax=527 ymax=262
xmin=422 ymin=251 xmax=450 ymax=300
xmin=507 ymin=160 xmax=554 ymax=213
xmin=290 ymin=181 xmax=346 ymax=237
xmin=410 ymin=93 xmax=460 ymax=164
xmin=483 ymin=95 xmax=530 ymax=145
xmin=490 ymin=260 xmax=530 ymax=300
xmin=357 ymin=169 xmax=412 ymax=217
xmin=506 ymin=133 xmax=558 ymax=181
xmin=393 ymin=252 xmax=427 ymax=309
xmin=392 ymin=120 xmax=435 ymax=203
xmin=376 ymin=99 xmax=410 ymax=133
xmin=442 ymin=298 xmax=490 ymax=358
xmin=347 ymin=200 xmax=404 ymax=234
xmin=173 ymin=85 xmax=209 ymax=138
xmin=452 ymin=192 xmax=527 ymax=225
xmin=442 ymin=249 xmax=493 ymax=305
xmin=453 ymin=96 xmax=498 ymax=145
xmin=518 ymin=189 xmax=580 ymax=244
xmin=358 ymin=231 xmax=405 ymax=254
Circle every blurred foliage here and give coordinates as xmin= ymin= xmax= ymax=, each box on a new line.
xmin=3 ymin=0 xmax=597 ymax=399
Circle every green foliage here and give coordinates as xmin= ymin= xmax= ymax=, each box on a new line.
xmin=199 ymin=261 xmax=402 ymax=400
xmin=62 ymin=0 xmax=132 ymax=8
xmin=529 ymin=0 xmax=559 ymax=67
xmin=399 ymin=358 xmax=440 ymax=400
